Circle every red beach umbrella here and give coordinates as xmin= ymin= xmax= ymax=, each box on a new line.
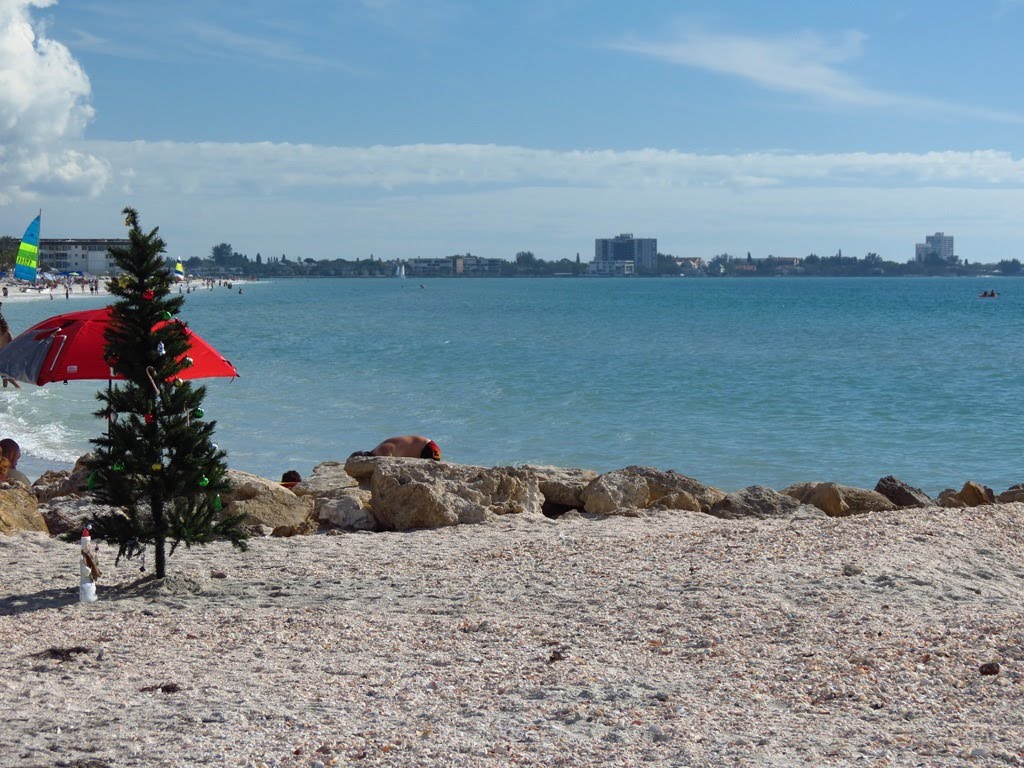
xmin=0 ymin=306 xmax=238 ymax=386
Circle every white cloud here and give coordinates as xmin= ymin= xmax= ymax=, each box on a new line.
xmin=78 ymin=140 xmax=1024 ymax=195
xmin=614 ymin=27 xmax=1024 ymax=123
xmin=0 ymin=0 xmax=108 ymax=203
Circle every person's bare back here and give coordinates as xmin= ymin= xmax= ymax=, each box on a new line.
xmin=359 ymin=435 xmax=442 ymax=460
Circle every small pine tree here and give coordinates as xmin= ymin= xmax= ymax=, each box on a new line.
xmin=90 ymin=207 xmax=247 ymax=578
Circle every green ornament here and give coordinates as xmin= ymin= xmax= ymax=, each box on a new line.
xmin=161 ymin=311 xmax=172 ymax=321
xmin=112 ymin=461 xmax=125 ymax=472
xmin=212 ymin=494 xmax=223 ymax=512
xmin=194 ymin=408 xmax=205 ymax=418
xmin=199 ymin=476 xmax=210 ymax=487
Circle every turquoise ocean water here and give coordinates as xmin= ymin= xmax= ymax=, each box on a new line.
xmin=1 ymin=276 xmax=1020 ymax=495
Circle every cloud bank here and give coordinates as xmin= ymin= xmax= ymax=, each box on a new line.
xmin=0 ymin=0 xmax=108 ymax=204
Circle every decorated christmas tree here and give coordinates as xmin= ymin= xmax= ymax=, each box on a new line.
xmin=89 ymin=207 xmax=246 ymax=578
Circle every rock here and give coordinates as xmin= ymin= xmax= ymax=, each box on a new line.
xmin=364 ymin=459 xmax=544 ymax=530
xmin=300 ymin=461 xmax=377 ymax=531
xmin=581 ymin=470 xmax=648 ymax=516
xmin=936 ymin=489 xmax=967 ymax=508
xmin=838 ymin=486 xmax=897 ymax=515
xmin=316 ymin=489 xmax=376 ymax=531
xmin=32 ymin=470 xmax=74 ymax=503
xmin=520 ymin=465 xmax=598 ymax=513
xmin=344 ymin=454 xmax=378 ymax=481
xmin=997 ymin=483 xmax=1024 ymax=503
xmin=272 ymin=518 xmax=318 ymax=537
xmin=581 ymin=466 xmax=725 ymax=516
xmin=842 ymin=563 xmax=864 ymax=576
xmin=708 ymin=485 xmax=825 ymax=520
xmin=783 ymin=482 xmax=847 ymax=516
xmin=293 ymin=461 xmax=359 ymax=498
xmin=957 ymin=480 xmax=994 ymax=507
xmin=33 ymin=453 xmax=96 ymax=503
xmin=979 ymin=662 xmax=1001 ymax=676
xmin=650 ymin=491 xmax=703 ymax=512
xmin=874 ymin=475 xmax=933 ymax=508
xmin=0 ymin=483 xmax=46 ymax=534
xmin=38 ymin=496 xmax=124 ymax=537
xmin=221 ymin=470 xmax=315 ymax=533
xmin=784 ymin=482 xmax=897 ymax=517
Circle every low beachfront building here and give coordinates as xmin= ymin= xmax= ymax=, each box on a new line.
xmin=40 ymin=238 xmax=128 ymax=275
xmin=404 ymin=255 xmax=504 ymax=277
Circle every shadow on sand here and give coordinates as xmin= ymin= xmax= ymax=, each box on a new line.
xmin=0 ymin=574 xmax=164 ymax=617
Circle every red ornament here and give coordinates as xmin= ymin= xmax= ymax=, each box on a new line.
xmin=144 ymin=413 xmax=154 ymax=424
xmin=142 ymin=289 xmax=155 ymax=301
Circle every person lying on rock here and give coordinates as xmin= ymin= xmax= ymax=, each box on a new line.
xmin=350 ymin=435 xmax=442 ymax=461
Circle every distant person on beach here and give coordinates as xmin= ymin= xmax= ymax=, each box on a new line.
xmin=280 ymin=470 xmax=301 ymax=489
xmin=0 ymin=303 xmax=10 ymax=346
xmin=351 ymin=435 xmax=442 ymax=461
xmin=0 ymin=307 xmax=19 ymax=389
xmin=0 ymin=439 xmax=30 ymax=486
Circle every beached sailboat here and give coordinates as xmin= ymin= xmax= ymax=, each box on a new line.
xmin=174 ymin=261 xmax=186 ymax=281
xmin=13 ymin=212 xmax=40 ymax=283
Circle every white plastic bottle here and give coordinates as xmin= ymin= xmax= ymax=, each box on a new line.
xmin=79 ymin=527 xmax=98 ymax=603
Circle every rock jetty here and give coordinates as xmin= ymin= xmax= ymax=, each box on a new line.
xmin=0 ymin=453 xmax=1019 ymax=536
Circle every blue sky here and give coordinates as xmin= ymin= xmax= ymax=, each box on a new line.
xmin=3 ymin=0 xmax=1024 ymax=263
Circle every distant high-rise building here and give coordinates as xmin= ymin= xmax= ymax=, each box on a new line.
xmin=593 ymin=233 xmax=657 ymax=274
xmin=915 ymin=232 xmax=954 ymax=263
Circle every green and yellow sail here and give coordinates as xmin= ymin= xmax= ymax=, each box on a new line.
xmin=13 ymin=213 xmax=40 ymax=282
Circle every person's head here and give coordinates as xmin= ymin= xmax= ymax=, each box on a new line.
xmin=281 ymin=469 xmax=301 ymax=484
xmin=420 ymin=441 xmax=442 ymax=461
xmin=0 ymin=438 xmax=20 ymax=468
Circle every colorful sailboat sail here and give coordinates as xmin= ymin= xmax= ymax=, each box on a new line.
xmin=13 ymin=213 xmax=40 ymax=282
xmin=173 ymin=261 xmax=185 ymax=281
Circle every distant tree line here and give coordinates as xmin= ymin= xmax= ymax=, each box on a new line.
xmin=4 ymin=232 xmax=1023 ymax=278
xmin=173 ymin=243 xmax=1024 ymax=278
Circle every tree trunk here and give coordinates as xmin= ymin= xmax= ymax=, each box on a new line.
xmin=152 ymin=491 xmax=166 ymax=578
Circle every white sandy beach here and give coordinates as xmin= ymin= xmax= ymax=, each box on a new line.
xmin=1 ymin=504 xmax=1022 ymax=767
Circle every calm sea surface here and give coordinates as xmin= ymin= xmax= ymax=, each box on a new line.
xmin=1 ymin=276 xmax=1020 ymax=495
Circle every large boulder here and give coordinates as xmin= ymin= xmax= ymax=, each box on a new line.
xmin=344 ymin=454 xmax=378 ymax=482
xmin=38 ymin=496 xmax=124 ymax=537
xmin=783 ymin=482 xmax=896 ymax=517
xmin=997 ymin=484 xmax=1024 ymax=503
xmin=709 ymin=485 xmax=825 ymax=520
xmin=520 ymin=465 xmax=598 ymax=513
xmin=782 ymin=482 xmax=846 ymax=516
xmin=301 ymin=461 xmax=376 ymax=531
xmin=838 ymin=486 xmax=897 ymax=515
xmin=581 ymin=466 xmax=725 ymax=516
xmin=0 ymin=483 xmax=47 ymax=534
xmin=221 ymin=470 xmax=315 ymax=533
xmin=936 ymin=489 xmax=967 ymax=508
xmin=357 ymin=459 xmax=544 ymax=530
xmin=33 ymin=453 xmax=94 ymax=503
xmin=957 ymin=480 xmax=995 ymax=507
xmin=874 ymin=475 xmax=933 ymax=508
